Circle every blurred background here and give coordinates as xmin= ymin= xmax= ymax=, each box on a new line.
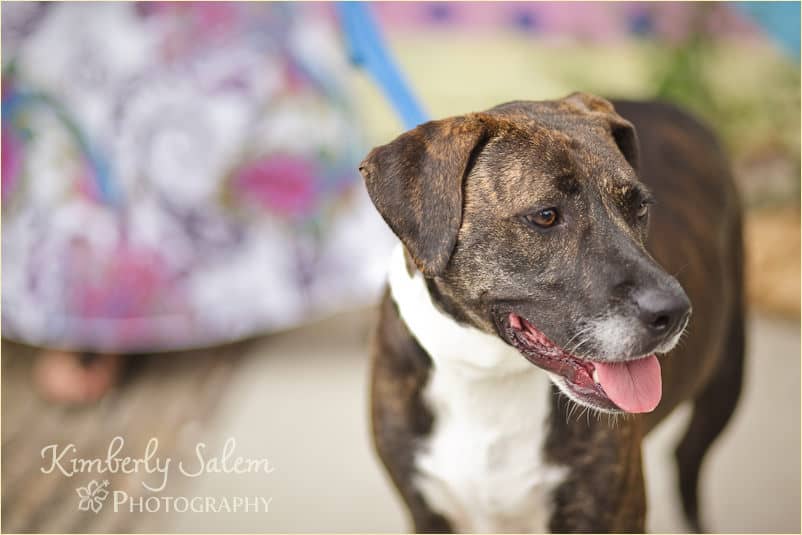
xmin=1 ymin=2 xmax=799 ymax=533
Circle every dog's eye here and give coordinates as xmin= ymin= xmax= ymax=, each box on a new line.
xmin=523 ymin=208 xmax=559 ymax=228
xmin=636 ymin=199 xmax=653 ymax=219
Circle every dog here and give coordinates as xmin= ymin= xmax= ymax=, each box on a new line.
xmin=360 ymin=92 xmax=744 ymax=533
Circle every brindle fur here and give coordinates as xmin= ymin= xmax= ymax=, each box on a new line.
xmin=363 ymin=93 xmax=744 ymax=533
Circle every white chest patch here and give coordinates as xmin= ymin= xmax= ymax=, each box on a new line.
xmin=388 ymin=245 xmax=568 ymax=533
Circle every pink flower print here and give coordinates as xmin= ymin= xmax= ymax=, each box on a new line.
xmin=66 ymin=239 xmax=175 ymax=321
xmin=2 ymin=125 xmax=23 ymax=203
xmin=233 ymin=155 xmax=318 ymax=218
xmin=193 ymin=2 xmax=239 ymax=35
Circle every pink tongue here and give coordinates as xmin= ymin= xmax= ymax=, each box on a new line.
xmin=594 ymin=355 xmax=662 ymax=413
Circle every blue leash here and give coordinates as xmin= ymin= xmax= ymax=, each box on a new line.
xmin=336 ymin=2 xmax=430 ymax=130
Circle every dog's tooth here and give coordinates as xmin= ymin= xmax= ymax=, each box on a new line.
xmin=592 ymin=368 xmax=600 ymax=384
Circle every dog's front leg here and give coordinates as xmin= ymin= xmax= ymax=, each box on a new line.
xmin=545 ymin=406 xmax=648 ymax=533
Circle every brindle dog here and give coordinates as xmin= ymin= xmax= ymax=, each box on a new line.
xmin=361 ymin=93 xmax=744 ymax=533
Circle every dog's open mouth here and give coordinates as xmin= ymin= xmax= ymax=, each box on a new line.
xmin=502 ymin=313 xmax=662 ymax=413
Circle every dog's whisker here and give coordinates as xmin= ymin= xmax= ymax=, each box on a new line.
xmin=563 ymin=326 xmax=592 ymax=353
xmin=567 ymin=401 xmax=579 ymax=423
xmin=672 ymin=262 xmax=692 ymax=278
xmin=567 ymin=335 xmax=592 ymax=357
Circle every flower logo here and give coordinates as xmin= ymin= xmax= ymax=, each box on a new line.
xmin=76 ymin=480 xmax=110 ymax=513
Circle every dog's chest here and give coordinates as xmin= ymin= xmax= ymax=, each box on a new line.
xmin=388 ymin=244 xmax=568 ymax=532
xmin=413 ymin=368 xmax=567 ymax=533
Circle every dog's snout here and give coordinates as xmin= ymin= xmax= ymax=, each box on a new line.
xmin=634 ymin=287 xmax=691 ymax=338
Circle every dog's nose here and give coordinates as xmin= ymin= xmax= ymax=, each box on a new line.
xmin=634 ymin=288 xmax=691 ymax=337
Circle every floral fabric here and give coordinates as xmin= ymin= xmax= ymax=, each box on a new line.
xmin=1 ymin=2 xmax=395 ymax=352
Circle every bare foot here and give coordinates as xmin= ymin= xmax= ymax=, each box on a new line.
xmin=33 ymin=350 xmax=122 ymax=405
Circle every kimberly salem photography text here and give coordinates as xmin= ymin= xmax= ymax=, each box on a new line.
xmin=41 ymin=436 xmax=275 ymax=492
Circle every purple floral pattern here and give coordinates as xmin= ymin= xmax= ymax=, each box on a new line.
xmin=1 ymin=2 xmax=396 ymax=352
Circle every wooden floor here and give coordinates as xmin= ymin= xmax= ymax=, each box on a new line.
xmin=1 ymin=338 xmax=250 ymax=533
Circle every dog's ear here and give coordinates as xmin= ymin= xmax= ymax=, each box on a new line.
xmin=360 ymin=116 xmax=491 ymax=277
xmin=606 ymin=113 xmax=640 ymax=174
xmin=565 ymin=92 xmax=640 ymax=173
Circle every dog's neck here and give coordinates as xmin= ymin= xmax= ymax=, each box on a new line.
xmin=388 ymin=244 xmax=564 ymax=532
xmin=387 ymin=244 xmax=535 ymax=379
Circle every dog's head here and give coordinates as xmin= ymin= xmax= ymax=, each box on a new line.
xmin=360 ymin=93 xmax=690 ymax=414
